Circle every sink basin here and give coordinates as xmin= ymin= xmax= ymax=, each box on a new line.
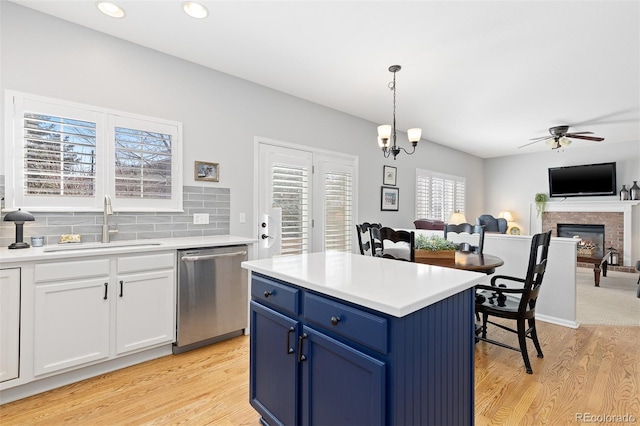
xmin=43 ymin=241 xmax=165 ymax=253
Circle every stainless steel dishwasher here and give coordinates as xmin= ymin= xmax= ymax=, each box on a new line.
xmin=173 ymin=245 xmax=248 ymax=354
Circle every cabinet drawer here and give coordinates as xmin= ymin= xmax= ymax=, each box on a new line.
xmin=304 ymin=293 xmax=388 ymax=354
xmin=117 ymin=252 xmax=175 ymax=274
xmin=251 ymin=274 xmax=300 ymax=316
xmin=35 ymin=259 xmax=110 ymax=283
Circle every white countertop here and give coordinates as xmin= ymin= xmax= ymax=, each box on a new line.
xmin=242 ymin=252 xmax=484 ymax=317
xmin=0 ymin=235 xmax=257 ymax=264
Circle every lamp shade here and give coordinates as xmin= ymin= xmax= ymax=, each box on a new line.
xmin=448 ymin=211 xmax=467 ymax=225
xmin=407 ymin=128 xmax=422 ymax=143
xmin=498 ymin=211 xmax=514 ymax=222
xmin=3 ymin=208 xmax=35 ymax=223
xmin=377 ymin=125 xmax=392 ymax=140
xmin=4 ymin=208 xmax=35 ymax=249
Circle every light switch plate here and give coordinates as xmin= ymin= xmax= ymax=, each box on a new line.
xmin=193 ymin=213 xmax=209 ymax=224
xmin=239 ymin=213 xmax=246 ymax=223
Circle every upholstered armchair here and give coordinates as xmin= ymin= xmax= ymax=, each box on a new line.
xmin=476 ymin=215 xmax=508 ymax=234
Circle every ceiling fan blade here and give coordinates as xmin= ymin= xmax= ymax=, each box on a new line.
xmin=566 ymin=135 xmax=604 ymax=141
xmin=529 ymin=135 xmax=552 ymax=141
xmin=565 ymin=131 xmax=594 ymax=136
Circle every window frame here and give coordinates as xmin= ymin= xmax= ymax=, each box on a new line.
xmin=4 ymin=91 xmax=183 ymax=212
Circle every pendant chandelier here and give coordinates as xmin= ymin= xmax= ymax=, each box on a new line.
xmin=377 ymin=65 xmax=422 ymax=160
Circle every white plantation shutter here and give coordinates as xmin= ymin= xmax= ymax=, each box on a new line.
xmin=6 ymin=92 xmax=182 ymax=211
xmin=114 ymin=126 xmax=173 ymax=200
xmin=415 ymin=169 xmax=465 ymax=221
xmin=23 ymin=113 xmax=97 ymax=197
xmin=324 ymin=169 xmax=353 ymax=252
xmin=272 ymin=163 xmax=310 ymax=255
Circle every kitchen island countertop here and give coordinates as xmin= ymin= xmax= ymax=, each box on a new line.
xmin=242 ymin=251 xmax=484 ymax=317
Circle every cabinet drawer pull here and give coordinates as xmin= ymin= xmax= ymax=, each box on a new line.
xmin=330 ymin=316 xmax=341 ymax=326
xmin=297 ymin=333 xmax=308 ymax=362
xmin=103 ymin=283 xmax=108 ymax=300
xmin=119 ymin=280 xmax=124 ymax=297
xmin=264 ymin=290 xmax=273 ymax=298
xmin=286 ymin=327 xmax=295 ymax=354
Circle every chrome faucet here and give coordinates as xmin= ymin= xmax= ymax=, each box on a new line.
xmin=101 ymin=195 xmax=119 ymax=243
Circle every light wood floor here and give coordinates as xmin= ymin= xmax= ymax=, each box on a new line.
xmin=1 ymin=320 xmax=639 ymax=425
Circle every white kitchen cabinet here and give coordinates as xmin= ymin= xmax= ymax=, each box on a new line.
xmin=33 ymin=259 xmax=110 ymax=376
xmin=33 ymin=252 xmax=175 ymax=376
xmin=116 ymin=253 xmax=175 ymax=355
xmin=0 ymin=268 xmax=21 ymax=383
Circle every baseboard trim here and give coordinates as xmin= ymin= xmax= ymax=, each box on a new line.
xmin=536 ymin=314 xmax=579 ymax=329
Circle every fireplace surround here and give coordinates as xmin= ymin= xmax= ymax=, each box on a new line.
xmin=532 ymin=200 xmax=638 ymax=267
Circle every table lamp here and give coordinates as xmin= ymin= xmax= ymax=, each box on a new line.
xmin=3 ymin=208 xmax=35 ymax=249
xmin=448 ymin=210 xmax=467 ymax=225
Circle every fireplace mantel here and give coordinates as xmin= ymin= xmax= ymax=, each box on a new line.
xmin=531 ymin=200 xmax=639 ymax=266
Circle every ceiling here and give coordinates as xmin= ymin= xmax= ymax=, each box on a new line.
xmin=9 ymin=0 xmax=640 ymax=158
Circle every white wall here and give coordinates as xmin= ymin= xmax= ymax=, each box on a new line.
xmin=0 ymin=2 xmax=483 ymax=237
xmin=484 ymin=141 xmax=640 ymax=262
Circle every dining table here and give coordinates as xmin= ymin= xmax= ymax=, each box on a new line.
xmin=415 ymin=251 xmax=504 ymax=275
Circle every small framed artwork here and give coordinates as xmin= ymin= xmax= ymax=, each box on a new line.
xmin=195 ymin=161 xmax=219 ymax=182
xmin=381 ymin=186 xmax=399 ymax=211
xmin=383 ymin=165 xmax=397 ymax=186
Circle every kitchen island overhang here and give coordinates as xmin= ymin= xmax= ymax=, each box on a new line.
xmin=243 ymin=252 xmax=484 ymax=426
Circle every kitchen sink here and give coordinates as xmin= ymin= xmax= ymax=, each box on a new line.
xmin=43 ymin=241 xmax=165 ymax=252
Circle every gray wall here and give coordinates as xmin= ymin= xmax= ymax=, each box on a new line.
xmin=484 ymin=141 xmax=640 ymax=261
xmin=0 ymin=2 xmax=484 ymax=239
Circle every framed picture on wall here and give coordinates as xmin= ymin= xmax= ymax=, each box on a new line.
xmin=381 ymin=186 xmax=399 ymax=211
xmin=383 ymin=165 xmax=397 ymax=186
xmin=195 ymin=161 xmax=219 ymax=182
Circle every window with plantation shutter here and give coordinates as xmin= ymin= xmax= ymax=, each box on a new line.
xmin=415 ymin=169 xmax=465 ymax=221
xmin=323 ymin=169 xmax=353 ymax=252
xmin=114 ymin=127 xmax=173 ymax=199
xmin=272 ymin=163 xmax=310 ymax=255
xmin=23 ymin=113 xmax=97 ymax=197
xmin=5 ymin=91 xmax=182 ymax=211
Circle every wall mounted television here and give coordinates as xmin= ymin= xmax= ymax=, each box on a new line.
xmin=548 ymin=162 xmax=617 ymax=198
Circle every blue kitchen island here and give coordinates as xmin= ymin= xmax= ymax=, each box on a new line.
xmin=242 ymin=252 xmax=484 ymax=426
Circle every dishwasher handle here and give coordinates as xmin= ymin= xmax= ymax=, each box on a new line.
xmin=181 ymin=251 xmax=247 ymax=262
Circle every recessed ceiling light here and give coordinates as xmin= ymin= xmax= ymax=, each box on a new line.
xmin=182 ymin=1 xmax=208 ymax=19
xmin=97 ymin=1 xmax=125 ymax=18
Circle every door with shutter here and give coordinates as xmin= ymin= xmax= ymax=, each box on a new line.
xmin=257 ymin=142 xmax=357 ymax=259
xmin=258 ymin=144 xmax=313 ymax=259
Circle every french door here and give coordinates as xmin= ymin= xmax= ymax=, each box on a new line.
xmin=257 ymin=140 xmax=356 ymax=259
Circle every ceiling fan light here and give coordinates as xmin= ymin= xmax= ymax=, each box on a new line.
xmin=545 ymin=138 xmax=556 ymax=147
xmin=407 ymin=128 xmax=422 ymax=143
xmin=559 ymin=136 xmax=571 ymax=147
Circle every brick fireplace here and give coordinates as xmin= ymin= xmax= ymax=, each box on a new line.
xmin=532 ymin=200 xmax=638 ymax=270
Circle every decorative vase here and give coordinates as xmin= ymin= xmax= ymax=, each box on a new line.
xmin=619 ymin=185 xmax=629 ymax=201
xmin=630 ymin=181 xmax=640 ymax=201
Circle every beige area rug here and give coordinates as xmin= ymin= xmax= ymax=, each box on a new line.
xmin=576 ymin=267 xmax=640 ymax=326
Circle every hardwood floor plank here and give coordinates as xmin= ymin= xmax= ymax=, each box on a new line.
xmin=1 ymin=321 xmax=638 ymax=425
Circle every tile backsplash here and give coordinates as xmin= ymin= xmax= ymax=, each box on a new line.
xmin=0 ymin=177 xmax=230 ymax=247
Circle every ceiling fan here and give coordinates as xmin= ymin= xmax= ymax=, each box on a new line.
xmin=520 ymin=125 xmax=605 ymax=150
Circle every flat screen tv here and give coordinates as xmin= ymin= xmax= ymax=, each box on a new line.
xmin=548 ymin=162 xmax=617 ymax=198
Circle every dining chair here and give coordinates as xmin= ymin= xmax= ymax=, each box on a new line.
xmin=474 ymin=230 xmax=552 ymax=374
xmin=371 ymin=227 xmax=415 ymax=262
xmin=444 ymin=223 xmax=485 ymax=254
xmin=355 ymin=222 xmax=381 ymax=255
xmin=476 ymin=214 xmax=507 ymax=234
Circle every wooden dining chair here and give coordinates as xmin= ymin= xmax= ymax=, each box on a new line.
xmin=371 ymin=227 xmax=415 ymax=262
xmin=355 ymin=222 xmax=381 ymax=255
xmin=474 ymin=230 xmax=552 ymax=374
xmin=444 ymin=223 xmax=485 ymax=254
